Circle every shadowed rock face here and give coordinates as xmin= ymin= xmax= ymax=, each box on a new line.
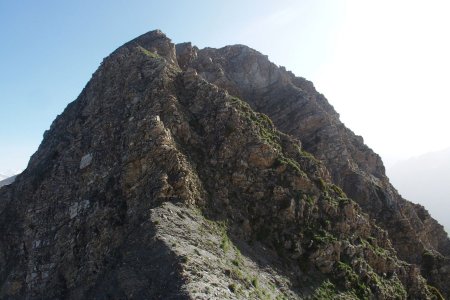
xmin=0 ymin=30 xmax=447 ymax=299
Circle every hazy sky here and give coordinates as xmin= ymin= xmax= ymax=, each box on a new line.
xmin=1 ymin=0 xmax=450 ymax=176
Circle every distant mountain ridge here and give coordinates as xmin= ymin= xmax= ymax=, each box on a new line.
xmin=0 ymin=30 xmax=448 ymax=299
xmin=0 ymin=175 xmax=17 ymax=188
xmin=388 ymin=148 xmax=450 ymax=233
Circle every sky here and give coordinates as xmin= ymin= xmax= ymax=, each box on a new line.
xmin=1 ymin=0 xmax=450 ymax=177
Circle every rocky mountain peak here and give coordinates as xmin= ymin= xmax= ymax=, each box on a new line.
xmin=114 ymin=29 xmax=179 ymax=65
xmin=0 ymin=30 xmax=448 ymax=299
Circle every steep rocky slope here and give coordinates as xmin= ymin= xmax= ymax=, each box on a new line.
xmin=176 ymin=41 xmax=450 ymax=297
xmin=0 ymin=30 xmax=447 ymax=299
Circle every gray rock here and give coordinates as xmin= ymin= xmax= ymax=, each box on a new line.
xmin=79 ymin=153 xmax=93 ymax=169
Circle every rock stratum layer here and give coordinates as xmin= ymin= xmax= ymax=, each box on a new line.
xmin=0 ymin=30 xmax=448 ymax=299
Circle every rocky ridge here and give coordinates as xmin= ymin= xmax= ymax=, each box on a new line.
xmin=0 ymin=30 xmax=448 ymax=299
xmin=177 ymin=40 xmax=450 ymax=297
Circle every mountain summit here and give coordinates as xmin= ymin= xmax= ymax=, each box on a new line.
xmin=0 ymin=30 xmax=448 ymax=299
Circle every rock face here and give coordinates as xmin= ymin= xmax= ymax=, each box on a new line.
xmin=0 ymin=30 xmax=448 ymax=299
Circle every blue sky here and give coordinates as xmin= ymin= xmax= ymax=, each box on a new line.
xmin=1 ymin=0 xmax=450 ymax=176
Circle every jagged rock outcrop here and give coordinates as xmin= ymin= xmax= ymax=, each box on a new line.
xmin=0 ymin=30 xmax=448 ymax=299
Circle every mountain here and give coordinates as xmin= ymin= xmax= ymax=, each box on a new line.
xmin=0 ymin=174 xmax=8 ymax=181
xmin=388 ymin=148 xmax=450 ymax=234
xmin=0 ymin=30 xmax=447 ymax=299
xmin=0 ymin=175 xmax=17 ymax=188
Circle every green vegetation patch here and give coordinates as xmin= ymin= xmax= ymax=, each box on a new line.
xmin=230 ymin=96 xmax=312 ymax=180
xmin=300 ymin=149 xmax=321 ymax=164
xmin=311 ymin=280 xmax=338 ymax=299
xmin=137 ymin=45 xmax=161 ymax=59
xmin=359 ymin=238 xmax=390 ymax=258
xmin=336 ymin=259 xmax=407 ymax=299
xmin=309 ymin=279 xmax=361 ymax=300
xmin=427 ymin=285 xmax=445 ymax=300
xmin=315 ymin=178 xmax=327 ymax=191
xmin=336 ymin=262 xmax=370 ymax=298
xmin=276 ymin=155 xmax=306 ymax=176
xmin=305 ymin=194 xmax=315 ymax=205
xmin=329 ymin=184 xmax=346 ymax=197
xmin=213 ymin=221 xmax=231 ymax=253
xmin=230 ymin=96 xmax=281 ymax=151
xmin=312 ymin=229 xmax=337 ymax=245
